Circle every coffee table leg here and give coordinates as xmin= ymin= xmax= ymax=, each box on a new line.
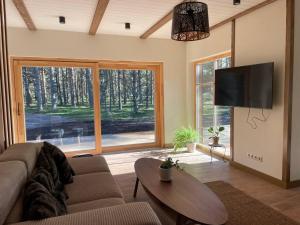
xmin=133 ymin=177 xmax=139 ymax=198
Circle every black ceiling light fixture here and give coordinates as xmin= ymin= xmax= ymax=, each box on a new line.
xmin=233 ymin=0 xmax=241 ymax=5
xmin=125 ymin=22 xmax=131 ymax=30
xmin=171 ymin=1 xmax=210 ymax=41
xmin=59 ymin=16 xmax=65 ymax=24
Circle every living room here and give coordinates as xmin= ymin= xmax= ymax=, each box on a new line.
xmin=1 ymin=0 xmax=300 ymax=224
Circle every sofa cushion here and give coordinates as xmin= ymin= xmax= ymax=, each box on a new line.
xmin=0 ymin=161 xmax=27 ymax=225
xmin=0 ymin=143 xmax=42 ymax=177
xmin=65 ymin=172 xmax=123 ymax=205
xmin=42 ymin=142 xmax=75 ymax=184
xmin=68 ymin=155 xmax=109 ymax=175
xmin=23 ymin=179 xmax=67 ymax=220
xmin=68 ymin=198 xmax=125 ymax=214
xmin=5 ymin=193 xmax=23 ymax=224
xmin=14 ymin=203 xmax=162 ymax=225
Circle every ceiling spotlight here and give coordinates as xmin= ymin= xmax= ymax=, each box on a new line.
xmin=233 ymin=0 xmax=240 ymax=5
xmin=59 ymin=16 xmax=65 ymax=24
xmin=125 ymin=22 xmax=131 ymax=30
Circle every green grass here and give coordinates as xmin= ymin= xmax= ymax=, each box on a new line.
xmin=25 ymin=104 xmax=154 ymax=121
xmin=25 ymin=105 xmax=94 ymax=120
xmin=101 ymin=105 xmax=154 ymax=120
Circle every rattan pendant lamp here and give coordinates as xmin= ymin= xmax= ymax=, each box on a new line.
xmin=171 ymin=1 xmax=210 ymax=41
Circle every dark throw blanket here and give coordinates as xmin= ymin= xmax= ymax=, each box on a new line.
xmin=23 ymin=142 xmax=75 ymax=220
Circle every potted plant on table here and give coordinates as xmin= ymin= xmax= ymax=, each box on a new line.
xmin=159 ymin=157 xmax=181 ymax=182
xmin=208 ymin=126 xmax=225 ymax=145
xmin=173 ymin=127 xmax=198 ymax=153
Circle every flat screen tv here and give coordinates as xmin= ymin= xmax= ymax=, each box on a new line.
xmin=215 ymin=62 xmax=273 ymax=109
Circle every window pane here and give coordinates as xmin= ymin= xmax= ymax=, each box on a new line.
xmin=196 ymin=65 xmax=201 ymax=84
xmin=22 ymin=66 xmax=95 ymax=152
xmin=202 ymin=62 xmax=214 ymax=83
xmin=215 ymin=106 xmax=231 ymax=148
xmin=99 ymin=69 xmax=155 ymax=147
xmin=195 ymin=55 xmax=232 ymax=155
xmin=201 ymin=85 xmax=214 ymax=144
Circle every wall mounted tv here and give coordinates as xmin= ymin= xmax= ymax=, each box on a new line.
xmin=215 ymin=62 xmax=273 ymax=109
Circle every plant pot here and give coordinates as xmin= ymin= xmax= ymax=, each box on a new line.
xmin=212 ymin=137 xmax=219 ymax=145
xmin=159 ymin=167 xmax=172 ymax=182
xmin=187 ymin=143 xmax=196 ymax=153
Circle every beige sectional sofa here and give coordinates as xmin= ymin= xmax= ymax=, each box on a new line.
xmin=0 ymin=143 xmax=161 ymax=225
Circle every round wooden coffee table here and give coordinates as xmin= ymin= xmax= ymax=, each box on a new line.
xmin=134 ymin=158 xmax=228 ymax=225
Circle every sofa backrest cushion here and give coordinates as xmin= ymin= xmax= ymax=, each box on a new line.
xmin=0 ymin=161 xmax=27 ymax=225
xmin=0 ymin=143 xmax=43 ymax=178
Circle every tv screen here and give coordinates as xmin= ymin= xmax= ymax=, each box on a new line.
xmin=215 ymin=62 xmax=273 ymax=109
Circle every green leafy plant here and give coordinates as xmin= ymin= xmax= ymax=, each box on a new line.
xmin=160 ymin=157 xmax=181 ymax=169
xmin=173 ymin=127 xmax=198 ymax=151
xmin=208 ymin=126 xmax=225 ymax=138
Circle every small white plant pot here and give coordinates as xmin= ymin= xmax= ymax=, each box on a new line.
xmin=159 ymin=167 xmax=172 ymax=182
xmin=187 ymin=143 xmax=196 ymax=153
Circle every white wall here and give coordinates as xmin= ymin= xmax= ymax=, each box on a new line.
xmin=185 ymin=23 xmax=232 ymax=126
xmin=7 ymin=28 xmax=187 ymax=144
xmin=234 ymin=0 xmax=286 ymax=180
xmin=290 ymin=0 xmax=300 ymax=181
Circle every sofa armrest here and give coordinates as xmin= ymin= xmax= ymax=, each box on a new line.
xmin=13 ymin=202 xmax=161 ymax=225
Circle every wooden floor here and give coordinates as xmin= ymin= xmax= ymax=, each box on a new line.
xmin=103 ymin=148 xmax=300 ymax=223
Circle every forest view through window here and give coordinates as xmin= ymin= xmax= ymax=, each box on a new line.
xmin=195 ymin=55 xmax=231 ymax=155
xmin=99 ymin=69 xmax=155 ymax=147
xmin=21 ymin=66 xmax=95 ymax=152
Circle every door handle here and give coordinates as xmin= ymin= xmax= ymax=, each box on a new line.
xmin=17 ymin=103 xmax=21 ymax=116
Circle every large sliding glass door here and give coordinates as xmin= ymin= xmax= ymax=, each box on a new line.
xmin=12 ymin=59 xmax=163 ymax=154
xmin=98 ymin=63 xmax=163 ymax=152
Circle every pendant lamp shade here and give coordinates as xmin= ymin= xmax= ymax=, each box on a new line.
xmin=171 ymin=1 xmax=210 ymax=41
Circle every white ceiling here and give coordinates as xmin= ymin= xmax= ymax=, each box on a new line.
xmin=6 ymin=0 xmax=267 ymax=39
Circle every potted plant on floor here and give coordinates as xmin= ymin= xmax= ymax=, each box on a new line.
xmin=173 ymin=127 xmax=198 ymax=153
xmin=208 ymin=126 xmax=225 ymax=145
xmin=159 ymin=157 xmax=181 ymax=182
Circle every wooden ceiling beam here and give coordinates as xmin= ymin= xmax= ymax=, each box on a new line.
xmin=140 ymin=0 xmax=278 ymax=39
xmin=210 ymin=0 xmax=278 ymax=31
xmin=140 ymin=0 xmax=190 ymax=39
xmin=140 ymin=10 xmax=173 ymax=39
xmin=89 ymin=0 xmax=110 ymax=35
xmin=12 ymin=0 xmax=36 ymax=31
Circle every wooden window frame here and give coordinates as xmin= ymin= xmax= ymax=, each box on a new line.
xmin=11 ymin=57 xmax=164 ymax=156
xmin=193 ymin=52 xmax=232 ymax=155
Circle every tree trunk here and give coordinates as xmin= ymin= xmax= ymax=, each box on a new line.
xmin=138 ymin=70 xmax=143 ymax=105
xmin=61 ymin=68 xmax=67 ymax=105
xmin=150 ymin=71 xmax=153 ymax=105
xmin=122 ymin=70 xmax=127 ymax=105
xmin=132 ymin=70 xmax=138 ymax=114
xmin=41 ymin=68 xmax=47 ymax=107
xmin=117 ymin=70 xmax=122 ymax=110
xmin=67 ymin=68 xmax=76 ymax=107
xmin=32 ymin=67 xmax=43 ymax=111
xmin=50 ymin=67 xmax=58 ymax=111
xmin=145 ymin=71 xmax=150 ymax=109
xmin=56 ymin=68 xmax=63 ymax=106
xmin=22 ymin=67 xmax=32 ymax=107
xmin=85 ymin=69 xmax=93 ymax=107
xmin=109 ymin=70 xmax=113 ymax=112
